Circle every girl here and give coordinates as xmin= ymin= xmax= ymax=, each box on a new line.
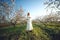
xmin=26 ymin=12 xmax=33 ymax=31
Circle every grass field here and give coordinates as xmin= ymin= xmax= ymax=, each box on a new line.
xmin=0 ymin=22 xmax=60 ymax=40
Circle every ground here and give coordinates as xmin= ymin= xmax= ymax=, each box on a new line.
xmin=0 ymin=22 xmax=60 ymax=40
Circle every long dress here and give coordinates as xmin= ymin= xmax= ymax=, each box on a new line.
xmin=26 ymin=15 xmax=33 ymax=31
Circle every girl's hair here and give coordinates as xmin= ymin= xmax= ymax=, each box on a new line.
xmin=27 ymin=12 xmax=30 ymax=16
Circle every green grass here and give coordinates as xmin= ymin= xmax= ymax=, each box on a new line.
xmin=0 ymin=25 xmax=26 ymax=36
xmin=0 ymin=22 xmax=60 ymax=40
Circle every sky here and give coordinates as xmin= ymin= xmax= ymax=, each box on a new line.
xmin=0 ymin=0 xmax=47 ymax=19
xmin=15 ymin=0 xmax=47 ymax=19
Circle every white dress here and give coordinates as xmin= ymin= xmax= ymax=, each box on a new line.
xmin=26 ymin=15 xmax=33 ymax=31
